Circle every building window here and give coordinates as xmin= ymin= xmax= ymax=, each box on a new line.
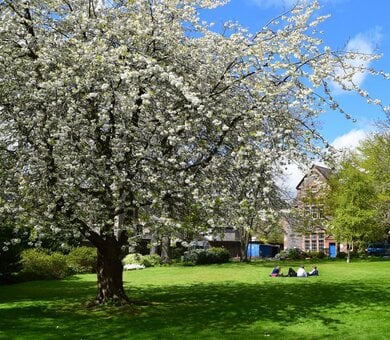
xmin=311 ymin=234 xmax=317 ymax=251
xmin=305 ymin=240 xmax=310 ymax=252
xmin=304 ymin=235 xmax=310 ymax=251
xmin=318 ymin=239 xmax=324 ymax=251
xmin=304 ymin=204 xmax=324 ymax=220
xmin=304 ymin=233 xmax=326 ymax=252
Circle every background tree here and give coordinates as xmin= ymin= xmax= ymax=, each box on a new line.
xmin=0 ymin=0 xmax=386 ymax=303
xmin=326 ymin=155 xmax=384 ymax=262
xmin=358 ymin=132 xmax=390 ymax=236
xmin=212 ymin=162 xmax=285 ymax=261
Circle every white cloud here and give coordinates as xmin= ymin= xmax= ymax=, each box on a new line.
xmin=279 ymin=129 xmax=369 ymax=196
xmin=278 ymin=162 xmax=305 ymax=196
xmin=331 ymin=129 xmax=368 ymax=150
xmin=332 ymin=28 xmax=382 ymax=93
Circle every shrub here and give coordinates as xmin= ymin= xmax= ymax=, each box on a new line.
xmin=193 ymin=249 xmax=210 ymax=264
xmin=171 ymin=246 xmax=186 ymax=260
xmin=336 ymin=252 xmax=347 ymax=259
xmin=286 ymin=248 xmax=306 ymax=260
xmin=122 ymin=253 xmax=161 ymax=268
xmin=207 ymin=247 xmax=230 ymax=264
xmin=274 ymin=250 xmax=286 ymax=260
xmin=307 ymin=251 xmax=326 ymax=259
xmin=123 ymin=253 xmax=144 ymax=265
xmin=182 ymin=250 xmax=201 ymax=265
xmin=183 ymin=247 xmax=230 ymax=265
xmin=141 ymin=254 xmax=162 ymax=267
xmin=20 ymin=249 xmax=71 ymax=280
xmin=67 ymin=246 xmax=97 ymax=274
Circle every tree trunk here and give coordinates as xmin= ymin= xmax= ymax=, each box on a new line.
xmin=161 ymin=236 xmax=171 ymax=263
xmin=95 ymin=241 xmax=129 ymax=305
xmin=240 ymin=230 xmax=250 ymax=262
xmin=346 ymin=241 xmax=353 ymax=263
xmin=149 ymin=231 xmax=159 ymax=255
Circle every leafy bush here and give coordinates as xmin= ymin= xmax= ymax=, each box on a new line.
xmin=123 ymin=253 xmax=144 ymax=265
xmin=335 ymin=251 xmax=365 ymax=259
xmin=183 ymin=247 xmax=230 ymax=265
xmin=182 ymin=250 xmax=200 ymax=265
xmin=307 ymin=251 xmax=326 ymax=259
xmin=207 ymin=247 xmax=231 ymax=263
xmin=286 ymin=248 xmax=306 ymax=260
xmin=20 ymin=249 xmax=71 ymax=280
xmin=122 ymin=253 xmax=161 ymax=268
xmin=274 ymin=250 xmax=286 ymax=260
xmin=67 ymin=246 xmax=97 ymax=274
xmin=171 ymin=246 xmax=186 ymax=260
xmin=336 ymin=252 xmax=347 ymax=259
xmin=141 ymin=254 xmax=162 ymax=267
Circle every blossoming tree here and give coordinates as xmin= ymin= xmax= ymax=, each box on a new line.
xmin=0 ymin=0 xmax=386 ymax=303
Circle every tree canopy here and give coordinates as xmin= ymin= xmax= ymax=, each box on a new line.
xmin=326 ymin=131 xmax=390 ymax=260
xmin=0 ymin=0 xmax=387 ymax=302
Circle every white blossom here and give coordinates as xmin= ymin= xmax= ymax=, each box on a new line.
xmin=0 ymin=0 xmax=386 ymax=257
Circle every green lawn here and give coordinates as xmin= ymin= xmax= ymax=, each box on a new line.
xmin=1 ymin=260 xmax=390 ymax=339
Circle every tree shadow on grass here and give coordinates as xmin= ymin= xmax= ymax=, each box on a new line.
xmin=1 ymin=278 xmax=389 ymax=339
xmin=129 ymin=280 xmax=389 ymax=336
xmin=0 ymin=278 xmax=97 ymax=303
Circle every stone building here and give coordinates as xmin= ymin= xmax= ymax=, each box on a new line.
xmin=283 ymin=164 xmax=338 ymax=257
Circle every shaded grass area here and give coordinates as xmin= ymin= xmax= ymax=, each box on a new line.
xmin=1 ymin=261 xmax=390 ymax=339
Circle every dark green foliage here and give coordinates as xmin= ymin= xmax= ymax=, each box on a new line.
xmin=336 ymin=251 xmax=363 ymax=260
xmin=0 ymin=247 xmax=22 ymax=283
xmin=0 ymin=223 xmax=30 ymax=283
xmin=286 ymin=248 xmax=306 ymax=260
xmin=274 ymin=250 xmax=286 ymax=260
xmin=20 ymin=249 xmax=71 ymax=280
xmin=183 ymin=247 xmax=230 ymax=265
xmin=336 ymin=252 xmax=347 ymax=259
xmin=207 ymin=247 xmax=231 ymax=263
xmin=0 ymin=227 xmax=22 ymax=283
xmin=307 ymin=251 xmax=326 ymax=259
xmin=171 ymin=245 xmax=186 ymax=259
xmin=181 ymin=250 xmax=199 ymax=265
xmin=67 ymin=246 xmax=97 ymax=274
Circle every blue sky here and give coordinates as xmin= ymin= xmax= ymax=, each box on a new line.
xmin=202 ymin=0 xmax=390 ymax=147
xmin=202 ymin=0 xmax=390 ymax=191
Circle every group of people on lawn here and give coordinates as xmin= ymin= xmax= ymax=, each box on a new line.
xmin=270 ymin=265 xmax=318 ymax=277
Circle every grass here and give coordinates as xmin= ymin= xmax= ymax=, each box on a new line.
xmin=1 ymin=259 xmax=390 ymax=339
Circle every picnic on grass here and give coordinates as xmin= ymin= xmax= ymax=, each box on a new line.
xmin=269 ymin=265 xmax=319 ymax=277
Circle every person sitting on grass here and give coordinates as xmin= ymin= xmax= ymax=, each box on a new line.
xmin=287 ymin=267 xmax=297 ymax=277
xmin=308 ymin=266 xmax=319 ymax=276
xmin=270 ymin=266 xmax=283 ymax=277
xmin=297 ymin=265 xmax=307 ymax=277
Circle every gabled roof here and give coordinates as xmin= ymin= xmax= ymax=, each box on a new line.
xmin=295 ymin=164 xmax=331 ymax=190
xmin=314 ymin=165 xmax=331 ymax=180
